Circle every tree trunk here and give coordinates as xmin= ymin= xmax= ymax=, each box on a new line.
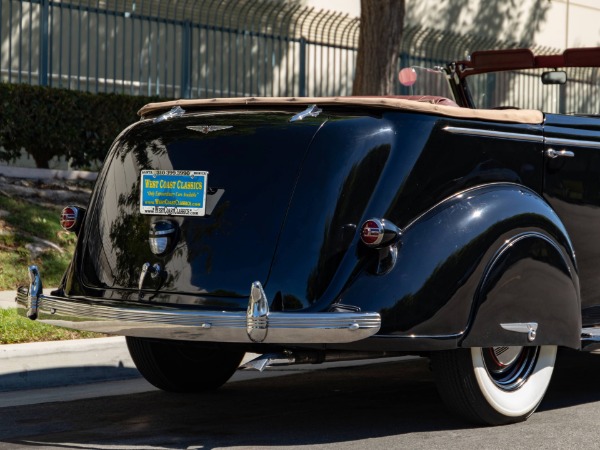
xmin=352 ymin=0 xmax=405 ymax=96
xmin=31 ymin=150 xmax=51 ymax=169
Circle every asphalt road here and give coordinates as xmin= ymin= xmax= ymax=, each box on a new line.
xmin=1 ymin=349 xmax=600 ymax=449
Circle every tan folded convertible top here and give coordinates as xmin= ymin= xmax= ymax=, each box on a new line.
xmin=138 ymin=96 xmax=544 ymax=125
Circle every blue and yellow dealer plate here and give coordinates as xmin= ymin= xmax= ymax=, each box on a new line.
xmin=140 ymin=170 xmax=208 ymax=216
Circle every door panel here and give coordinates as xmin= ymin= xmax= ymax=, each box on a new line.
xmin=543 ymin=114 xmax=600 ymax=324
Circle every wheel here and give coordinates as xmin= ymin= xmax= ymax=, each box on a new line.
xmin=431 ymin=345 xmax=557 ymax=425
xmin=126 ymin=337 xmax=245 ymax=393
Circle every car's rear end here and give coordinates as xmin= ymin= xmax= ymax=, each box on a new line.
xmin=17 ymin=96 xmax=547 ymax=349
xmin=17 ymin=94 xmax=562 ymax=425
xmin=17 ymin=100 xmax=401 ymax=349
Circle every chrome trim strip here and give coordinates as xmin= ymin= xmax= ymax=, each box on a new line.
xmin=580 ymin=328 xmax=600 ymax=352
xmin=443 ymin=126 xmax=544 ymax=142
xmin=544 ymin=137 xmax=600 ymax=149
xmin=581 ymin=327 xmax=600 ymax=339
xmin=150 ymin=229 xmax=176 ymax=236
xmin=17 ymin=271 xmax=381 ymax=344
xmin=445 ymin=126 xmax=600 ymax=149
xmin=501 ymin=322 xmax=538 ymax=342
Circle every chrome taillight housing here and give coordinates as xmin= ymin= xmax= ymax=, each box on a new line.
xmin=60 ymin=205 xmax=86 ymax=234
xmin=359 ymin=218 xmax=402 ymax=275
xmin=360 ymin=218 xmax=401 ymax=248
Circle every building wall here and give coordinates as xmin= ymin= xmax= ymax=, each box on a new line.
xmin=3 ymin=0 xmax=599 ymax=169
xmin=314 ymin=0 xmax=600 ymax=50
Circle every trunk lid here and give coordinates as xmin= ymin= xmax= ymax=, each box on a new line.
xmin=79 ymin=111 xmax=324 ymax=298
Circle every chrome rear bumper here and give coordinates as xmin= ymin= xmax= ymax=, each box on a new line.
xmin=16 ymin=266 xmax=381 ymax=344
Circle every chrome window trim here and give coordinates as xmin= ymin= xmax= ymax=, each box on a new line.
xmin=444 ymin=125 xmax=600 ymax=149
xmin=443 ymin=126 xmax=544 ymax=142
xmin=544 ymin=137 xmax=600 ymax=149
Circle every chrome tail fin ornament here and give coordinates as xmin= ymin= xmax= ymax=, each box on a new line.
xmin=501 ymin=322 xmax=538 ymax=342
xmin=27 ymin=265 xmax=43 ymax=320
xmin=247 ymin=281 xmax=269 ymax=343
xmin=289 ymin=104 xmax=322 ymax=123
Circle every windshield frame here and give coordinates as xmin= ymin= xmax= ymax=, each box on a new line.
xmin=448 ymin=47 xmax=600 ymax=113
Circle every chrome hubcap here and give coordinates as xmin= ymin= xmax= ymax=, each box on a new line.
xmin=491 ymin=346 xmax=522 ymax=367
xmin=481 ymin=346 xmax=540 ymax=391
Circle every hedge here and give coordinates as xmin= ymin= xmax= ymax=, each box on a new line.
xmin=0 ymin=83 xmax=162 ymax=169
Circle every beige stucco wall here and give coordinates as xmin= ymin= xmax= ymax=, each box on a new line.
xmin=309 ymin=0 xmax=600 ymax=50
xmin=545 ymin=0 xmax=600 ymax=48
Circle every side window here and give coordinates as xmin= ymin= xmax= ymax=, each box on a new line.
xmin=466 ymin=67 xmax=600 ymax=114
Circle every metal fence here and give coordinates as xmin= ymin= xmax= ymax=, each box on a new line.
xmin=0 ymin=0 xmax=564 ymax=101
xmin=0 ymin=0 xmax=362 ymax=98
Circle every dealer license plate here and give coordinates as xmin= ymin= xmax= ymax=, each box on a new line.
xmin=140 ymin=170 xmax=208 ymax=216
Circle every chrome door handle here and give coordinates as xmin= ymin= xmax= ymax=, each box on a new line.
xmin=546 ymin=148 xmax=575 ymax=159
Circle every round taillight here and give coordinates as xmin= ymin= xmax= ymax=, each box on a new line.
xmin=361 ymin=219 xmax=385 ymax=246
xmin=360 ymin=218 xmax=401 ymax=248
xmin=60 ymin=206 xmax=83 ymax=232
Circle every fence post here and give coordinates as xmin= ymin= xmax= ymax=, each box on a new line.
xmin=298 ymin=37 xmax=306 ymax=96
xmin=398 ymin=52 xmax=408 ymax=95
xmin=181 ymin=20 xmax=192 ymax=98
xmin=39 ymin=0 xmax=50 ymax=86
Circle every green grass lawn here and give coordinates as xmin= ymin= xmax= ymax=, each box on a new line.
xmin=0 ymin=308 xmax=100 ymax=344
xmin=0 ymin=194 xmax=77 ymax=290
xmin=0 ymin=192 xmax=103 ymax=342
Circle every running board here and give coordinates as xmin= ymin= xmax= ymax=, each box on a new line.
xmin=581 ymin=327 xmax=600 ymax=351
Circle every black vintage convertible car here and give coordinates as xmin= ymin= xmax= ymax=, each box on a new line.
xmin=17 ymin=47 xmax=600 ymax=425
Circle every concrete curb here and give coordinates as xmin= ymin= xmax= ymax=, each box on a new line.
xmin=0 ymin=337 xmax=140 ymax=392
xmin=0 ymin=290 xmax=17 ymax=310
xmin=1 ymin=292 xmax=279 ymax=393
xmin=0 ymin=289 xmax=420 ymax=394
xmin=1 ymin=290 xmax=140 ymax=392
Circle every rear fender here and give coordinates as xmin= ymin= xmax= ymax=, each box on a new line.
xmin=461 ymin=229 xmax=580 ymax=349
xmin=338 ymin=183 xmax=579 ymax=349
xmin=418 ymin=183 xmax=580 ymax=349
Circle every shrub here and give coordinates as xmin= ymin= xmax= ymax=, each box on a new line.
xmin=0 ymin=83 xmax=162 ymax=168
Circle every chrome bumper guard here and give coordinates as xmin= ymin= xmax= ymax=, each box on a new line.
xmin=16 ymin=266 xmax=381 ymax=344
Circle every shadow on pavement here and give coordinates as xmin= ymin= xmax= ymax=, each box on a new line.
xmin=0 ymin=365 xmax=140 ymax=392
xmin=538 ymin=347 xmax=600 ymax=411
xmin=1 ymin=350 xmax=600 ymax=448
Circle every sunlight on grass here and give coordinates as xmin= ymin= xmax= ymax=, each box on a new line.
xmin=0 ymin=308 xmax=102 ymax=344
xmin=0 ymin=193 xmax=103 ymax=343
xmin=0 ymin=194 xmax=76 ymax=289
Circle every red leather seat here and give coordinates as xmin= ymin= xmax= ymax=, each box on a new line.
xmin=383 ymin=95 xmax=459 ymax=107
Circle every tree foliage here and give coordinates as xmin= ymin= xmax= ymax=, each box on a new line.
xmin=352 ymin=0 xmax=406 ymax=96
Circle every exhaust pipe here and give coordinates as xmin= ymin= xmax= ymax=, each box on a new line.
xmin=240 ymin=350 xmax=402 ymax=372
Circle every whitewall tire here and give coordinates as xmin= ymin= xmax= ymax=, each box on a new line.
xmin=431 ymin=345 xmax=557 ymax=425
